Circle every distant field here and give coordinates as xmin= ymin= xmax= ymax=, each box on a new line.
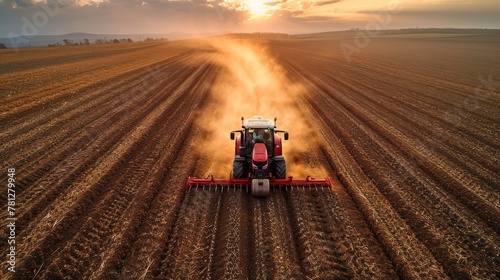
xmin=375 ymin=33 xmax=484 ymax=38
xmin=1 ymin=33 xmax=499 ymax=279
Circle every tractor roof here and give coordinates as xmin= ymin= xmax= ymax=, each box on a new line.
xmin=242 ymin=116 xmax=276 ymax=129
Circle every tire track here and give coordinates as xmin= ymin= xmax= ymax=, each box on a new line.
xmin=158 ymin=190 xmax=220 ymax=279
xmin=247 ymin=196 xmax=273 ymax=279
xmin=266 ymin=191 xmax=303 ymax=279
xmin=287 ymin=189 xmax=351 ymax=279
xmin=211 ymin=191 xmax=249 ymax=279
xmin=319 ymin=176 xmax=399 ymax=279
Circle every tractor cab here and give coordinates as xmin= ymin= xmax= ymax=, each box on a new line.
xmin=246 ymin=128 xmax=273 ymax=154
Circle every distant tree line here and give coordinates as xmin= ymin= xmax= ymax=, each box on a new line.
xmin=48 ymin=37 xmax=168 ymax=47
xmin=49 ymin=38 xmax=93 ymax=47
xmin=95 ymin=38 xmax=134 ymax=44
xmin=0 ymin=43 xmax=7 ymax=49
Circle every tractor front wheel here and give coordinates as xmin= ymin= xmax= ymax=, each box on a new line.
xmin=275 ymin=160 xmax=286 ymax=179
xmin=233 ymin=160 xmax=245 ymax=179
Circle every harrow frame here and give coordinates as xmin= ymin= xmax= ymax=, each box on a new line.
xmin=186 ymin=174 xmax=333 ymax=192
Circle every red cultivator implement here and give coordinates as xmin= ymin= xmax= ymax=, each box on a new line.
xmin=187 ymin=116 xmax=332 ymax=197
xmin=187 ymin=175 xmax=332 ymax=196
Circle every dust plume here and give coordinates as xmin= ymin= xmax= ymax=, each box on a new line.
xmin=195 ymin=38 xmax=327 ymax=178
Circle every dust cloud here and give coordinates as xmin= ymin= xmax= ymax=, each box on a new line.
xmin=196 ymin=38 xmax=327 ymax=178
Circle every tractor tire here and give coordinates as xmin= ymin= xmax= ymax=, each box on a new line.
xmin=275 ymin=160 xmax=286 ymax=179
xmin=233 ymin=160 xmax=245 ymax=179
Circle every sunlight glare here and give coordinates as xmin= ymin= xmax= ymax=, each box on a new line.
xmin=221 ymin=0 xmax=275 ymax=21
xmin=248 ymin=0 xmax=268 ymax=18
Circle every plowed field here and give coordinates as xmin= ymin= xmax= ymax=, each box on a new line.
xmin=1 ymin=34 xmax=499 ymax=279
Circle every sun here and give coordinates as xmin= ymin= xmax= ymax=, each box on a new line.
xmin=219 ymin=0 xmax=276 ymax=21
xmin=248 ymin=1 xmax=267 ymax=17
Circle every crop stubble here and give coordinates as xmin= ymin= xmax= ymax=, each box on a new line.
xmin=0 ymin=34 xmax=498 ymax=279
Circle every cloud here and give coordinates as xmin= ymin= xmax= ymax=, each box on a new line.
xmin=352 ymin=0 xmax=500 ymax=29
xmin=1 ymin=0 xmax=499 ymax=36
xmin=1 ymin=0 xmax=344 ymax=36
xmin=314 ymin=0 xmax=340 ymax=6
xmin=1 ymin=0 xmax=251 ymax=35
xmin=273 ymin=9 xmax=304 ymax=17
xmin=265 ymin=0 xmax=286 ymax=7
xmin=3 ymin=0 xmax=35 ymax=8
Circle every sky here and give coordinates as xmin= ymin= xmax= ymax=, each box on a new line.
xmin=1 ymin=0 xmax=500 ymax=37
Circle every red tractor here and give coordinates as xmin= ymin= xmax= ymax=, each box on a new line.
xmin=187 ymin=116 xmax=332 ymax=197
xmin=230 ymin=116 xmax=289 ymax=196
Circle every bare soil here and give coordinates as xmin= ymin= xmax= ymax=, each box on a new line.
xmin=0 ymin=34 xmax=498 ymax=279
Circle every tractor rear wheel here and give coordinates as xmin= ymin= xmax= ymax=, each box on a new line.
xmin=275 ymin=160 xmax=286 ymax=179
xmin=233 ymin=160 xmax=245 ymax=179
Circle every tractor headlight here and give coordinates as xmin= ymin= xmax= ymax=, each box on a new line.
xmin=263 ymin=164 xmax=268 ymax=170
xmin=252 ymin=164 xmax=258 ymax=170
